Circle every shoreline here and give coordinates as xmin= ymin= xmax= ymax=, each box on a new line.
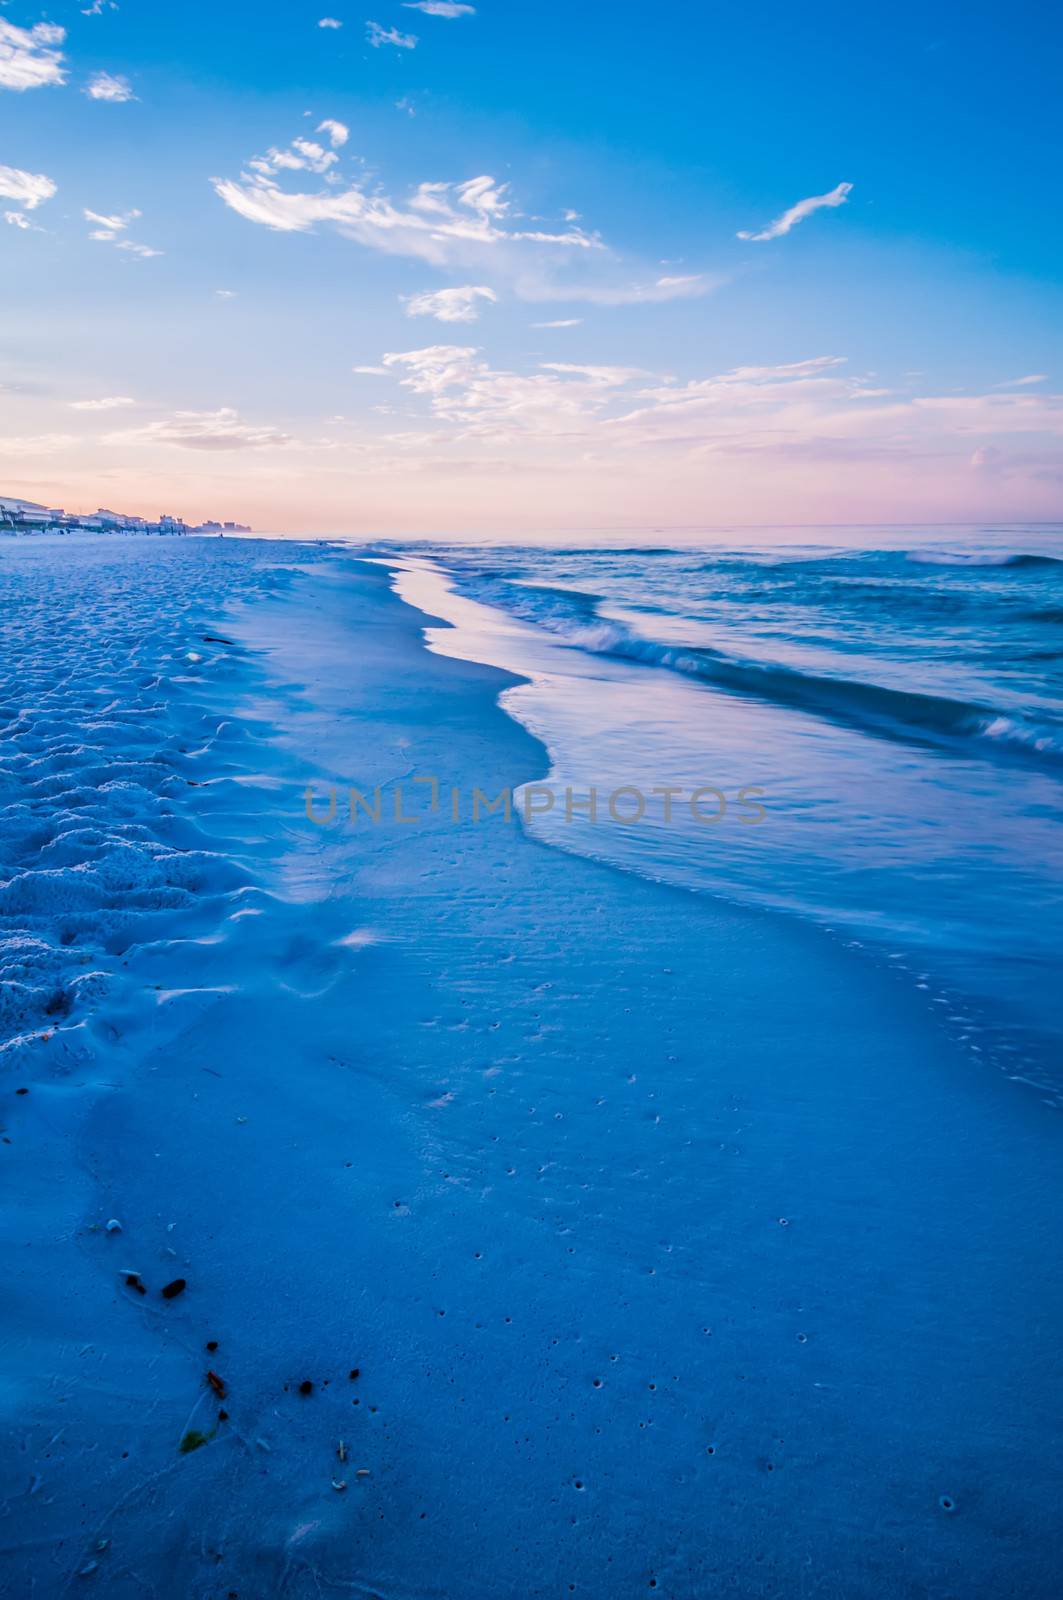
xmin=381 ymin=548 xmax=1063 ymax=1105
xmin=2 ymin=538 xmax=1061 ymax=1597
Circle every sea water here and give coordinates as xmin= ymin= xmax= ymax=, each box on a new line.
xmin=382 ymin=526 xmax=1063 ymax=1104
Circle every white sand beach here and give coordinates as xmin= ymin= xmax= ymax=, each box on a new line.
xmin=1 ymin=536 xmax=1061 ymax=1598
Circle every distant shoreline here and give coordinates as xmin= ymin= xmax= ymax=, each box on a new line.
xmin=0 ymin=497 xmax=250 ymax=536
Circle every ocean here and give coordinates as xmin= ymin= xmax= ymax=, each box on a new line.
xmin=384 ymin=527 xmax=1063 ymax=1105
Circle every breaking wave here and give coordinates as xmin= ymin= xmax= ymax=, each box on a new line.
xmin=454 ymin=576 xmax=1063 ymax=766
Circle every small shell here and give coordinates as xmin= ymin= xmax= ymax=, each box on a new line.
xmin=355 ymin=1468 xmax=371 ymax=1478
xmin=331 ymin=1478 xmax=347 ymax=1493
xmin=337 ymin=1441 xmax=347 ymax=1462
xmin=105 ymin=1219 xmax=122 ymax=1234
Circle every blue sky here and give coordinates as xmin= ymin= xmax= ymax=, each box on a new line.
xmin=2 ymin=0 xmax=1061 ymax=533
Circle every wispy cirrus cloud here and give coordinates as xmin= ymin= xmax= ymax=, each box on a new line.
xmin=213 ymin=142 xmax=599 ymax=268
xmin=0 ymin=162 xmax=57 ymax=210
xmin=533 ymin=318 xmax=583 ymax=328
xmin=365 ymin=345 xmax=648 ymax=440
xmin=318 ymin=16 xmax=343 ymax=27
xmin=608 ymin=363 xmax=1063 ymax=477
xmin=0 ymin=19 xmax=66 ymax=91
xmin=107 ymin=407 xmax=292 ymax=451
xmin=610 ymin=356 xmax=859 ymax=439
xmin=84 ymin=207 xmax=133 ymax=237
xmin=70 ymin=395 xmax=136 ymax=411
xmin=738 ymin=182 xmax=852 ymax=242
xmin=84 ymin=207 xmax=162 ymax=257
xmin=403 ymin=3 xmax=476 ymax=16
xmin=403 ymin=284 xmax=498 ymax=322
xmin=85 ymin=71 xmax=135 ymax=102
xmin=0 ymin=432 xmax=78 ymax=456
xmin=517 ymin=271 xmax=717 ymax=309
xmin=542 ymin=362 xmax=647 ymax=386
xmin=357 ymin=349 xmax=1063 ymax=477
xmin=995 ymin=374 xmax=1047 ymax=388
xmin=212 ymin=131 xmax=727 ymax=315
xmin=367 ymin=21 xmax=418 ymax=49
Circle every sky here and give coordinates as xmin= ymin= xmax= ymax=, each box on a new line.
xmin=1 ymin=0 xmax=1061 ymax=536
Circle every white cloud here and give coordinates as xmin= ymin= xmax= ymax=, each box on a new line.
xmin=0 ymin=19 xmax=66 ymax=91
xmin=596 ymin=273 xmax=708 ymax=305
xmin=606 ymin=362 xmax=1063 ymax=469
xmin=213 ymin=154 xmax=599 ymax=266
xmin=403 ymin=284 xmax=497 ymax=322
xmin=906 ymin=392 xmax=1063 ymax=434
xmin=317 ymin=118 xmax=349 ymax=147
xmin=85 ymin=71 xmax=135 ymax=102
xmin=364 ymin=347 xmax=1063 ymax=491
xmin=247 ymin=135 xmax=340 ymax=177
xmin=995 ymin=374 xmax=1047 ymax=388
xmin=292 ymin=136 xmax=337 ymax=169
xmin=737 ymin=182 xmax=853 ymax=242
xmin=108 ymin=407 xmax=292 ymax=452
xmin=212 ymin=133 xmax=722 ymax=313
xmin=609 ymin=356 xmax=857 ymax=437
xmin=367 ymin=21 xmax=418 ymax=48
xmin=442 ymin=175 xmax=501 ymax=215
xmin=5 ymin=210 xmax=31 ymax=229
xmin=521 ymin=272 xmax=713 ymax=308
xmin=541 ymin=363 xmax=646 ymax=386
xmin=83 ymin=206 xmax=161 ymax=257
xmin=362 ymin=348 xmax=909 ymax=454
xmin=216 ymin=288 xmax=237 ymax=298
xmin=533 ymin=318 xmax=583 ymax=328
xmin=0 ymin=162 xmax=57 ymax=210
xmin=70 ymin=396 xmax=136 ymax=411
xmin=0 ymin=432 xmax=78 ymax=456
xmin=84 ymin=206 xmax=136 ymax=237
xmin=403 ymin=3 xmax=476 ymax=16
xmin=115 ymin=240 xmax=162 ymax=257
xmin=318 ymin=17 xmax=343 ymax=27
xmin=377 ymin=345 xmax=648 ymax=439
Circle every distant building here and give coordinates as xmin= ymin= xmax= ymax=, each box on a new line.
xmin=2 ymin=494 xmax=247 ymax=536
xmin=0 ymin=496 xmax=53 ymax=527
